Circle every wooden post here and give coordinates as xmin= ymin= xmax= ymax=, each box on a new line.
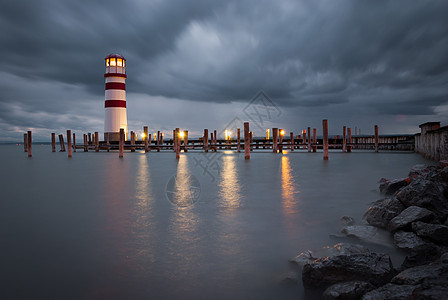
xmin=72 ymin=133 xmax=76 ymax=152
xmin=342 ymin=126 xmax=347 ymax=152
xmin=279 ymin=129 xmax=284 ymax=152
xmin=24 ymin=133 xmax=28 ymax=152
xmin=214 ymin=130 xmax=217 ymax=152
xmin=144 ymin=126 xmax=149 ymax=152
xmin=106 ymin=133 xmax=110 ymax=152
xmin=88 ymin=133 xmax=92 ymax=145
xmin=244 ymin=122 xmax=250 ymax=160
xmin=83 ymin=134 xmax=88 ymax=152
xmin=250 ymin=131 xmax=253 ymax=151
xmin=273 ymin=128 xmax=278 ymax=153
xmin=51 ymin=133 xmax=56 ymax=152
xmin=347 ymin=128 xmax=352 ymax=152
xmin=59 ymin=134 xmax=66 ymax=152
xmin=175 ymin=128 xmax=180 ymax=159
xmin=374 ymin=125 xmax=379 ymax=153
xmin=160 ymin=133 xmax=164 ymax=151
xmin=27 ymin=131 xmax=32 ymax=157
xmin=67 ymin=130 xmax=72 ymax=158
xmin=204 ymin=129 xmax=209 ymax=152
xmin=148 ymin=134 xmax=151 ymax=152
xmin=95 ymin=132 xmax=99 ymax=152
xmin=157 ymin=131 xmax=160 ymax=152
xmin=313 ymin=128 xmax=317 ymax=152
xmin=131 ymin=131 xmax=136 ymax=152
xmin=210 ymin=132 xmax=214 ymax=151
xmin=323 ymin=119 xmax=329 ymax=160
xmin=184 ymin=130 xmax=188 ymax=152
xmin=307 ymin=127 xmax=311 ymax=152
xmin=290 ymin=132 xmax=294 ymax=151
xmin=237 ymin=128 xmax=241 ymax=152
xmin=119 ymin=128 xmax=124 ymax=158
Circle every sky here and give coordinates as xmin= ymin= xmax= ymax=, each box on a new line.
xmin=1 ymin=0 xmax=448 ymax=141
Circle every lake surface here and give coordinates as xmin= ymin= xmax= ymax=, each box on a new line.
xmin=0 ymin=145 xmax=432 ymax=299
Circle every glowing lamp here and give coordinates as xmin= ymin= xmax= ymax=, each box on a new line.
xmin=280 ymin=129 xmax=285 ymax=136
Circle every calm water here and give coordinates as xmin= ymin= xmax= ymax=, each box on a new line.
xmin=0 ymin=145 xmax=431 ymax=299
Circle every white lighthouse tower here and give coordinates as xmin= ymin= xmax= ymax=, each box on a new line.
xmin=104 ymin=53 xmax=127 ymax=141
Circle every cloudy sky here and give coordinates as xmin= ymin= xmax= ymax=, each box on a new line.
xmin=1 ymin=0 xmax=448 ymax=141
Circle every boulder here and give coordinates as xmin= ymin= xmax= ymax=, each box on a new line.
xmin=412 ymin=221 xmax=448 ymax=246
xmin=396 ymin=178 xmax=448 ymax=221
xmin=393 ymin=231 xmax=426 ymax=250
xmin=302 ymin=253 xmax=394 ymax=289
xmin=323 ymin=281 xmax=375 ymax=300
xmin=388 ymin=206 xmax=436 ymax=232
xmin=408 ymin=164 xmax=432 ymax=180
xmin=364 ymin=198 xmax=405 ymax=228
xmin=362 ymin=284 xmax=417 ymax=300
xmin=341 ymin=225 xmax=393 ymax=247
xmin=340 ymin=216 xmax=355 ymax=226
xmin=412 ymin=269 xmax=448 ymax=299
xmin=401 ymin=243 xmax=444 ymax=269
xmin=391 ymin=263 xmax=447 ymax=285
xmin=379 ymin=178 xmax=409 ymax=195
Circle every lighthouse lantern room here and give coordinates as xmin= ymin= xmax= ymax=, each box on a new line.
xmin=104 ymin=53 xmax=128 ymax=141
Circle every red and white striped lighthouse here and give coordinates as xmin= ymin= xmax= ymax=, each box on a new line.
xmin=104 ymin=53 xmax=127 ymax=141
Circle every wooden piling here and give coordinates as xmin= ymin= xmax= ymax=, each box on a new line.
xmin=244 ymin=122 xmax=250 ymax=160
xmin=323 ymin=119 xmax=329 ymax=160
xmin=307 ymin=127 xmax=311 ymax=152
xmin=204 ymin=129 xmax=209 ymax=152
xmin=148 ymin=134 xmax=152 ymax=152
xmin=83 ymin=134 xmax=88 ymax=152
xmin=184 ymin=130 xmax=188 ymax=152
xmin=343 ymin=126 xmax=347 ymax=152
xmin=131 ymin=131 xmax=136 ymax=152
xmin=175 ymin=128 xmax=180 ymax=159
xmin=237 ymin=128 xmax=241 ymax=152
xmin=59 ymin=134 xmax=66 ymax=152
xmin=273 ymin=128 xmax=278 ymax=153
xmin=88 ymin=133 xmax=92 ymax=145
xmin=249 ymin=131 xmax=253 ymax=151
xmin=144 ymin=126 xmax=149 ymax=152
xmin=27 ymin=131 xmax=32 ymax=157
xmin=119 ymin=128 xmax=124 ymax=158
xmin=210 ymin=132 xmax=214 ymax=151
xmin=347 ymin=128 xmax=352 ymax=152
xmin=279 ymin=129 xmax=284 ymax=152
xmin=51 ymin=133 xmax=56 ymax=152
xmin=160 ymin=133 xmax=164 ymax=150
xmin=24 ymin=133 xmax=28 ymax=152
xmin=72 ymin=133 xmax=76 ymax=152
xmin=290 ymin=132 xmax=294 ymax=151
xmin=157 ymin=131 xmax=160 ymax=152
xmin=67 ymin=130 xmax=72 ymax=158
xmin=95 ymin=132 xmax=99 ymax=152
xmin=375 ymin=125 xmax=379 ymax=153
xmin=214 ymin=130 xmax=217 ymax=152
xmin=313 ymin=128 xmax=317 ymax=152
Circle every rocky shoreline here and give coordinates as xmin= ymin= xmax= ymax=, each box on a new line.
xmin=289 ymin=161 xmax=448 ymax=299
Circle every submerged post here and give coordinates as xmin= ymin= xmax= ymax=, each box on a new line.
xmin=244 ymin=122 xmax=250 ymax=160
xmin=273 ymin=128 xmax=278 ymax=153
xmin=375 ymin=125 xmax=379 ymax=153
xmin=131 ymin=131 xmax=136 ymax=152
xmin=67 ymin=130 xmax=72 ymax=158
xmin=59 ymin=134 xmax=66 ymax=152
xmin=237 ymin=128 xmax=241 ymax=152
xmin=347 ymin=128 xmax=352 ymax=152
xmin=157 ymin=130 xmax=160 ymax=152
xmin=307 ymin=127 xmax=311 ymax=152
xmin=73 ymin=133 xmax=76 ymax=152
xmin=214 ymin=130 xmax=217 ymax=152
xmin=88 ymin=133 xmax=92 ymax=145
xmin=51 ymin=133 xmax=56 ymax=152
xmin=175 ymin=128 xmax=180 ymax=159
xmin=95 ymin=132 xmax=99 ymax=152
xmin=250 ymin=131 xmax=253 ymax=151
xmin=323 ymin=119 xmax=329 ymax=160
xmin=27 ymin=131 xmax=32 ymax=157
xmin=184 ymin=130 xmax=188 ymax=152
xmin=204 ymin=129 xmax=209 ymax=152
xmin=290 ymin=132 xmax=294 ymax=151
xmin=119 ymin=128 xmax=124 ymax=158
xmin=83 ymin=134 xmax=88 ymax=152
xmin=24 ymin=133 xmax=28 ymax=152
xmin=343 ymin=126 xmax=347 ymax=152
xmin=144 ymin=126 xmax=149 ymax=152
xmin=313 ymin=128 xmax=317 ymax=152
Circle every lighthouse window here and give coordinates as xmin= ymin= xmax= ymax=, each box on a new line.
xmin=106 ymin=58 xmax=110 ymax=66
xmin=117 ymin=58 xmax=123 ymax=67
xmin=110 ymin=58 xmax=116 ymax=66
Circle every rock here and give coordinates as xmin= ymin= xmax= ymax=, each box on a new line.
xmin=388 ymin=206 xmax=436 ymax=232
xmin=364 ymin=198 xmax=405 ymax=228
xmin=412 ymin=221 xmax=448 ymax=246
xmin=323 ymin=281 xmax=375 ymax=300
xmin=341 ymin=225 xmax=393 ymax=247
xmin=393 ymin=231 xmax=426 ymax=250
xmin=441 ymin=252 xmax=448 ymax=264
xmin=379 ymin=178 xmax=410 ymax=195
xmin=396 ymin=178 xmax=448 ymax=221
xmin=391 ymin=263 xmax=447 ymax=285
xmin=302 ymin=253 xmax=394 ymax=289
xmin=409 ymin=164 xmax=431 ymax=179
xmin=438 ymin=160 xmax=448 ymax=169
xmin=340 ymin=216 xmax=355 ymax=226
xmin=279 ymin=271 xmax=298 ymax=287
xmin=290 ymin=243 xmax=370 ymax=267
xmin=412 ymin=269 xmax=448 ymax=299
xmin=401 ymin=243 xmax=444 ymax=269
xmin=362 ymin=283 xmax=417 ymax=300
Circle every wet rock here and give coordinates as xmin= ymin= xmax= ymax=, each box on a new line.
xmin=412 ymin=221 xmax=448 ymax=246
xmin=401 ymin=243 xmax=443 ymax=269
xmin=364 ymin=198 xmax=405 ymax=228
xmin=362 ymin=283 xmax=417 ymax=300
xmin=408 ymin=164 xmax=432 ymax=180
xmin=412 ymin=269 xmax=448 ymax=299
xmin=393 ymin=231 xmax=426 ymax=250
xmin=388 ymin=206 xmax=436 ymax=232
xmin=340 ymin=216 xmax=355 ymax=226
xmin=396 ymin=178 xmax=448 ymax=221
xmin=290 ymin=243 xmax=370 ymax=267
xmin=391 ymin=263 xmax=447 ymax=285
xmin=341 ymin=225 xmax=393 ymax=247
xmin=302 ymin=253 xmax=394 ymax=289
xmin=379 ymin=178 xmax=409 ymax=195
xmin=441 ymin=252 xmax=448 ymax=264
xmin=323 ymin=281 xmax=375 ymax=300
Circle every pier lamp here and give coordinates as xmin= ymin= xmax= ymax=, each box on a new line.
xmin=266 ymin=129 xmax=270 ymax=140
xmin=225 ymin=130 xmax=231 ymax=140
xmin=179 ymin=131 xmax=185 ymax=140
xmin=141 ymin=132 xmax=146 ymax=140
xmin=280 ymin=129 xmax=285 ymax=136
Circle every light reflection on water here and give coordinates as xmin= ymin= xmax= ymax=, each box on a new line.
xmin=281 ymin=155 xmax=301 ymax=235
xmin=218 ymin=154 xmax=241 ymax=208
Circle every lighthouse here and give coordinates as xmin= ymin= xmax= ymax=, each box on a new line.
xmin=104 ymin=53 xmax=127 ymax=141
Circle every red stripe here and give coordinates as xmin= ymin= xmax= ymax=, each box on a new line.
xmin=105 ymin=100 xmax=126 ymax=108
xmin=105 ymin=82 xmax=126 ymax=90
xmin=104 ymin=73 xmax=127 ymax=78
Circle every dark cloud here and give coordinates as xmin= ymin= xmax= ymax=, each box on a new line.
xmin=1 ymin=0 xmax=448 ymax=141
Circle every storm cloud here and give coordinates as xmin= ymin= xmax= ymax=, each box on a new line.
xmin=1 ymin=0 xmax=448 ymax=141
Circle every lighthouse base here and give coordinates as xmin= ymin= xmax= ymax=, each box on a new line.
xmin=104 ymin=132 xmax=121 ymax=142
